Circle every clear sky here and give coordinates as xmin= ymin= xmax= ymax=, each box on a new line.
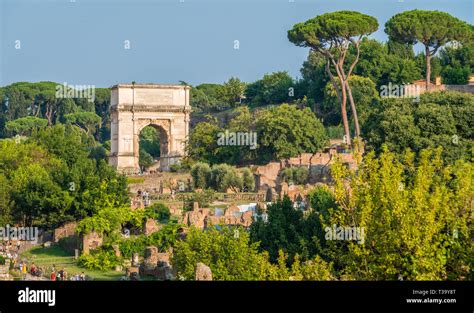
xmin=1 ymin=0 xmax=472 ymax=87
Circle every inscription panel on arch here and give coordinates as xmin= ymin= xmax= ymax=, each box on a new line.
xmin=135 ymin=90 xmax=173 ymax=106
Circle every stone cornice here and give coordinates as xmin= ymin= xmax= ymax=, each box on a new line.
xmin=111 ymin=84 xmax=191 ymax=90
xmin=111 ymin=105 xmax=192 ymax=113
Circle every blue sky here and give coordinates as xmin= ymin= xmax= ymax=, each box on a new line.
xmin=1 ymin=0 xmax=472 ymax=87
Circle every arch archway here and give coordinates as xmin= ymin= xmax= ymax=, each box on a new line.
xmin=136 ymin=121 xmax=170 ymax=172
xmin=109 ymin=84 xmax=191 ymax=174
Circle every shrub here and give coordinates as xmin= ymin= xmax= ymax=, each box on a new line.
xmin=279 ymin=167 xmax=309 ymax=185
xmin=190 ymin=162 xmax=212 ymax=189
xmin=308 ymin=186 xmax=337 ymax=213
xmin=118 ymin=224 xmax=181 ymax=258
xmin=145 ymin=202 xmax=171 ymax=223
xmin=210 ymin=164 xmax=242 ymax=192
xmin=0 ymin=255 xmax=6 ymax=265
xmin=77 ymin=249 xmax=122 ymax=271
xmin=241 ymin=167 xmax=255 ymax=192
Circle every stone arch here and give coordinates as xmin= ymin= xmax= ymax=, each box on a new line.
xmin=136 ymin=120 xmax=170 ymax=170
xmin=109 ymin=84 xmax=191 ymax=174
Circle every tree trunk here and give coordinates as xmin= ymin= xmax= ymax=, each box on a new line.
xmin=45 ymin=104 xmax=53 ymax=126
xmin=345 ymin=80 xmax=360 ymax=138
xmin=425 ymin=45 xmax=431 ymax=91
xmin=340 ymin=79 xmax=351 ymax=147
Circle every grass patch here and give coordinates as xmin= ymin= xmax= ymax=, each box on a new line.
xmin=127 ymin=177 xmax=145 ymax=184
xmin=21 ymin=245 xmax=124 ymax=281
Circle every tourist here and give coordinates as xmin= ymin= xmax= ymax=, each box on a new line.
xmin=50 ymin=270 xmax=56 ymax=281
xmin=30 ymin=263 xmax=37 ymax=276
xmin=80 ymin=272 xmax=85 ymax=281
xmin=58 ymin=268 xmax=65 ymax=280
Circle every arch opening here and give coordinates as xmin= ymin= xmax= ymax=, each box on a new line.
xmin=138 ymin=123 xmax=169 ymax=173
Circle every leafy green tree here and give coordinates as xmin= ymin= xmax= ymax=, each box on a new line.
xmin=322 ymin=75 xmax=379 ymax=127
xmin=187 ymin=122 xmax=222 ymax=164
xmin=5 ymin=116 xmax=48 ymax=136
xmin=221 ymin=106 xmax=259 ymax=165
xmin=279 ymin=167 xmax=309 ymax=185
xmin=289 ymin=11 xmax=379 ymax=143
xmin=241 ymin=167 xmax=255 ymax=192
xmin=439 ymin=42 xmax=474 ymax=84
xmin=256 ymin=104 xmax=328 ymax=162
xmin=0 ymin=174 xmax=12 ymax=226
xmin=385 ymin=10 xmax=472 ymax=90
xmin=209 ymin=164 xmax=242 ymax=192
xmin=219 ymin=77 xmax=246 ymax=107
xmin=64 ymin=111 xmax=101 ymax=136
xmin=250 ymin=196 xmax=323 ymax=263
xmin=190 ymin=84 xmax=226 ymax=111
xmin=308 ymin=185 xmax=338 ymax=213
xmin=364 ymin=91 xmax=473 ymax=163
xmin=387 ymin=39 xmax=415 ymax=59
xmin=246 ymin=71 xmax=294 ymax=106
xmin=190 ymin=162 xmax=212 ymax=189
xmin=10 ymin=163 xmax=74 ymax=227
xmin=93 ymin=88 xmax=111 ymax=141
xmin=144 ymin=202 xmax=171 ymax=223
xmin=325 ymin=148 xmax=472 ymax=280
xmin=349 ymin=38 xmax=421 ymax=88
xmin=172 ymin=226 xmax=279 ymax=280
xmin=441 ymin=66 xmax=470 ymax=84
xmin=139 ymin=149 xmax=154 ymax=168
xmin=299 ymin=51 xmax=329 ymax=103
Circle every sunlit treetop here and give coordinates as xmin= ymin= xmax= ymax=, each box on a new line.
xmin=288 ymin=11 xmax=379 ymax=49
xmin=385 ymin=10 xmax=472 ymax=50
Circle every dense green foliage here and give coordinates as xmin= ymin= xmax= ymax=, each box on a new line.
xmin=364 ymin=92 xmax=473 ymax=163
xmin=385 ymin=10 xmax=472 ymax=89
xmin=0 ymin=82 xmax=111 ymax=140
xmin=279 ymin=167 xmax=309 ymax=185
xmin=245 ymin=72 xmax=295 ymax=107
xmin=138 ymin=126 xmax=161 ymax=168
xmin=5 ymin=116 xmax=48 ymax=136
xmin=325 ymin=148 xmax=472 ymax=280
xmin=77 ymin=249 xmax=122 ymax=271
xmin=144 ymin=202 xmax=171 ymax=223
xmin=118 ymin=224 xmax=181 ymax=258
xmin=190 ymin=162 xmax=254 ymax=192
xmin=0 ymin=124 xmax=128 ymax=227
xmin=187 ymin=104 xmax=328 ymax=165
xmin=251 ymin=149 xmax=472 ymax=280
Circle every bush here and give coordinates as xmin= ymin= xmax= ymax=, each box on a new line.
xmin=118 ymin=224 xmax=181 ymax=258
xmin=0 ymin=255 xmax=6 ymax=265
xmin=241 ymin=168 xmax=255 ymax=192
xmin=308 ymin=186 xmax=337 ymax=213
xmin=190 ymin=162 xmax=212 ymax=189
xmin=145 ymin=202 xmax=171 ymax=223
xmin=172 ymin=226 xmax=279 ymax=280
xmin=210 ymin=164 xmax=242 ymax=192
xmin=279 ymin=167 xmax=309 ymax=185
xmin=77 ymin=249 xmax=122 ymax=271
